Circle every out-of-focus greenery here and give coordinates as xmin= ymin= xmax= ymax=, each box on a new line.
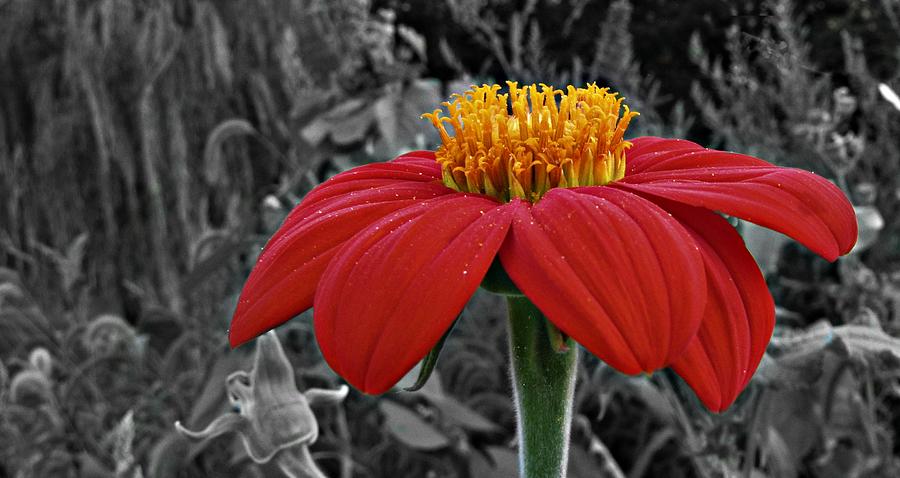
xmin=1 ymin=0 xmax=900 ymax=477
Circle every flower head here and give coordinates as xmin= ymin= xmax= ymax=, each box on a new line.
xmin=229 ymin=83 xmax=857 ymax=412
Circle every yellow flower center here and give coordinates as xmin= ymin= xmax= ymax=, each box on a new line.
xmin=423 ymin=82 xmax=639 ymax=202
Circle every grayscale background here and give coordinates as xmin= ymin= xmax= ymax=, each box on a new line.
xmin=1 ymin=0 xmax=899 ymax=477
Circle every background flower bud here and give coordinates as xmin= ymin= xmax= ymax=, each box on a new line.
xmin=82 ymin=314 xmax=138 ymax=356
xmin=10 ymin=369 xmax=54 ymax=407
xmin=28 ymin=347 xmax=53 ymax=377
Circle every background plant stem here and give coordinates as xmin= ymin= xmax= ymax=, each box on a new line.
xmin=276 ymin=446 xmax=327 ymax=478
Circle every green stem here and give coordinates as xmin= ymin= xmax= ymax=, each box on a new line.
xmin=507 ymin=296 xmax=578 ymax=478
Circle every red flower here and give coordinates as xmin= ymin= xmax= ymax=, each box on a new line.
xmin=229 ymin=84 xmax=857 ymax=412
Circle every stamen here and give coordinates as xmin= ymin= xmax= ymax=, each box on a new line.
xmin=423 ymin=83 xmax=639 ymax=202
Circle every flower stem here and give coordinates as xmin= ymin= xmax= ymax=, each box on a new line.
xmin=507 ymin=296 xmax=578 ymax=478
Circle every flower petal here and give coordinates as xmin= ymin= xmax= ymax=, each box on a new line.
xmin=625 ymin=136 xmax=708 ymax=175
xmin=314 ymin=194 xmax=516 ymax=394
xmin=393 ymin=150 xmax=439 ymax=164
xmin=618 ymin=147 xmax=857 ymax=260
xmin=285 ymin=157 xmax=443 ymax=227
xmin=499 ymin=187 xmax=707 ymax=374
xmin=646 ymin=197 xmax=774 ymax=412
xmin=230 ymin=162 xmax=451 ymax=347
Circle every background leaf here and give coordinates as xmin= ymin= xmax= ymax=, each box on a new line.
xmin=379 ymin=400 xmax=451 ymax=451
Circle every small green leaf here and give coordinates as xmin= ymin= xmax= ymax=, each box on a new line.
xmin=403 ymin=315 xmax=459 ymax=392
xmin=545 ymin=320 xmax=571 ymax=354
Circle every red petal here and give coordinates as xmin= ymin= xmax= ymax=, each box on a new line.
xmin=618 ymin=148 xmax=857 ymax=260
xmin=230 ymin=161 xmax=451 ymax=347
xmin=499 ymin=188 xmax=707 ymax=374
xmin=314 ymin=195 xmax=516 ymax=394
xmin=648 ymin=198 xmax=775 ymax=412
xmin=286 ymin=158 xmax=443 ymax=227
xmin=625 ymin=136 xmax=707 ymax=175
xmin=393 ymin=150 xmax=438 ymax=163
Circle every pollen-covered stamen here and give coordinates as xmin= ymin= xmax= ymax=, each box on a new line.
xmin=423 ymin=82 xmax=639 ymax=202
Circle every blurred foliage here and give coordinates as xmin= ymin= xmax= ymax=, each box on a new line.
xmin=0 ymin=0 xmax=435 ymax=319
xmin=2 ymin=0 xmax=900 ymax=477
xmin=690 ymin=0 xmax=900 ymax=266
